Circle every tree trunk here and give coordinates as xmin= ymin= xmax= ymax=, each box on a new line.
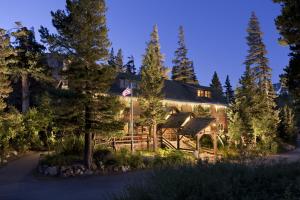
xmin=21 ymin=73 xmax=29 ymax=113
xmin=84 ymin=105 xmax=93 ymax=169
xmin=153 ymin=121 xmax=157 ymax=152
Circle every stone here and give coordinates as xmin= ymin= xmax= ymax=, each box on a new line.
xmin=46 ymin=166 xmax=58 ymax=176
xmin=12 ymin=151 xmax=18 ymax=156
xmin=85 ymin=170 xmax=93 ymax=175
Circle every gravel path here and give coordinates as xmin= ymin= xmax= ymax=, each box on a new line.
xmin=0 ymin=152 xmax=148 ymax=200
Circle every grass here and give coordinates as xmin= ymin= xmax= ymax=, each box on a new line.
xmin=116 ymin=161 xmax=300 ymax=200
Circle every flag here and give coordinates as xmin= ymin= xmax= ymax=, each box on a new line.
xmin=122 ymin=87 xmax=131 ymax=97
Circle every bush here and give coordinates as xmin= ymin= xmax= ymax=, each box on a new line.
xmin=93 ymin=147 xmax=114 ymax=167
xmin=55 ymin=135 xmax=84 ymax=156
xmin=116 ymin=162 xmax=300 ymax=200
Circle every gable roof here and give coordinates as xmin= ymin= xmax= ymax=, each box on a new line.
xmin=160 ymin=112 xmax=192 ymax=128
xmin=109 ymin=73 xmax=227 ymax=105
xmin=180 ymin=117 xmax=215 ymax=136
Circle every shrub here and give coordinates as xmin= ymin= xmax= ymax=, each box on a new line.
xmin=116 ymin=161 xmax=300 ymax=200
xmin=55 ymin=134 xmax=84 ymax=156
xmin=93 ymin=147 xmax=114 ymax=167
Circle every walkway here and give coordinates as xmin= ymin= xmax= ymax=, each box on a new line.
xmin=267 ymin=134 xmax=300 ymax=163
xmin=0 ymin=152 xmax=147 ymax=200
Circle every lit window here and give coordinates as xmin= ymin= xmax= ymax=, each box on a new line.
xmin=197 ymin=90 xmax=205 ymax=97
xmin=205 ymin=91 xmax=211 ymax=98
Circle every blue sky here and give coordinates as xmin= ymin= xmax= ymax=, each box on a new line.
xmin=0 ymin=0 xmax=289 ymax=87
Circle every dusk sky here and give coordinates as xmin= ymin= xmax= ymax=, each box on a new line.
xmin=0 ymin=0 xmax=289 ymax=87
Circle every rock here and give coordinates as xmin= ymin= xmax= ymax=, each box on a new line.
xmin=85 ymin=170 xmax=93 ymax=175
xmin=12 ymin=151 xmax=18 ymax=156
xmin=46 ymin=166 xmax=58 ymax=176
xmin=6 ymin=154 xmax=10 ymax=158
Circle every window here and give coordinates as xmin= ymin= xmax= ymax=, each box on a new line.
xmin=205 ymin=91 xmax=211 ymax=98
xmin=197 ymin=90 xmax=211 ymax=98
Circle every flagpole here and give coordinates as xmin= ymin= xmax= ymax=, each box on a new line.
xmin=130 ymin=82 xmax=134 ymax=152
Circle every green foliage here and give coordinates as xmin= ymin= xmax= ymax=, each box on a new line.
xmin=0 ymin=107 xmax=24 ymax=160
xmin=210 ymin=71 xmax=224 ymax=100
xmin=274 ymin=0 xmax=300 ymax=128
xmin=278 ymin=105 xmax=297 ymax=144
xmin=224 ymin=75 xmax=234 ymax=104
xmin=0 ymin=28 xmax=14 ymax=111
xmin=171 ymin=26 xmax=198 ymax=85
xmin=117 ymin=162 xmax=300 ymax=200
xmin=55 ymin=134 xmax=84 ymax=156
xmin=40 ymin=0 xmax=124 ymax=168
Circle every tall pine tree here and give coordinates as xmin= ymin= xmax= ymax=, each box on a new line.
xmin=171 ymin=26 xmax=198 ymax=85
xmin=40 ymin=0 xmax=124 ymax=168
xmin=245 ymin=12 xmax=279 ymax=146
xmin=210 ymin=71 xmax=223 ymax=100
xmin=224 ymin=75 xmax=234 ymax=104
xmin=139 ymin=25 xmax=165 ymax=151
xmin=11 ymin=27 xmax=45 ymax=113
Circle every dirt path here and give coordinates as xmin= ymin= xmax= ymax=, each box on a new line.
xmin=267 ymin=134 xmax=300 ymax=163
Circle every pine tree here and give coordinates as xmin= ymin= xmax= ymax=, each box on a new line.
xmin=171 ymin=26 xmax=198 ymax=85
xmin=0 ymin=29 xmax=13 ymax=111
xmin=210 ymin=71 xmax=223 ymax=100
xmin=11 ymin=27 xmax=45 ymax=113
xmin=245 ymin=12 xmax=279 ymax=146
xmin=224 ymin=75 xmax=234 ymax=104
xmin=278 ymin=105 xmax=297 ymax=144
xmin=40 ymin=0 xmax=124 ymax=168
xmin=229 ymin=66 xmax=256 ymax=145
xmin=108 ymin=48 xmax=115 ymax=67
xmin=274 ymin=0 xmax=300 ymax=128
xmin=125 ymin=55 xmax=136 ymax=75
xmin=139 ymin=25 xmax=165 ymax=151
xmin=115 ymin=49 xmax=124 ymax=72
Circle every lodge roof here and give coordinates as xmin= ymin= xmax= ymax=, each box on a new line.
xmin=160 ymin=112 xmax=192 ymax=128
xmin=109 ymin=73 xmax=227 ymax=105
xmin=180 ymin=117 xmax=215 ymax=136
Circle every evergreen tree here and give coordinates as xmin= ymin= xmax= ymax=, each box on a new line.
xmin=229 ymin=66 xmax=256 ymax=145
xmin=210 ymin=71 xmax=223 ymax=100
xmin=224 ymin=75 xmax=234 ymax=104
xmin=245 ymin=12 xmax=279 ymax=146
xmin=278 ymin=105 xmax=297 ymax=144
xmin=274 ymin=0 xmax=300 ymax=128
xmin=108 ymin=48 xmax=115 ymax=67
xmin=11 ymin=27 xmax=45 ymax=113
xmin=245 ymin=12 xmax=271 ymax=92
xmin=171 ymin=26 xmax=198 ymax=85
xmin=0 ymin=29 xmax=13 ymax=111
xmin=40 ymin=0 xmax=124 ymax=168
xmin=115 ymin=49 xmax=124 ymax=72
xmin=125 ymin=55 xmax=136 ymax=75
xmin=139 ymin=25 xmax=165 ymax=151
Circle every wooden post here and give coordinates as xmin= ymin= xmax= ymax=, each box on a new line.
xmin=196 ymin=134 xmax=200 ymax=151
xmin=177 ymin=133 xmax=180 ymax=150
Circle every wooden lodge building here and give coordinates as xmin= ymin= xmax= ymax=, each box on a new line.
xmin=108 ymin=73 xmax=228 ymax=155
xmin=47 ymin=55 xmax=228 ymax=156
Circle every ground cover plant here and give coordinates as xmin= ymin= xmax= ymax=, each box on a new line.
xmin=116 ymin=161 xmax=300 ymax=200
